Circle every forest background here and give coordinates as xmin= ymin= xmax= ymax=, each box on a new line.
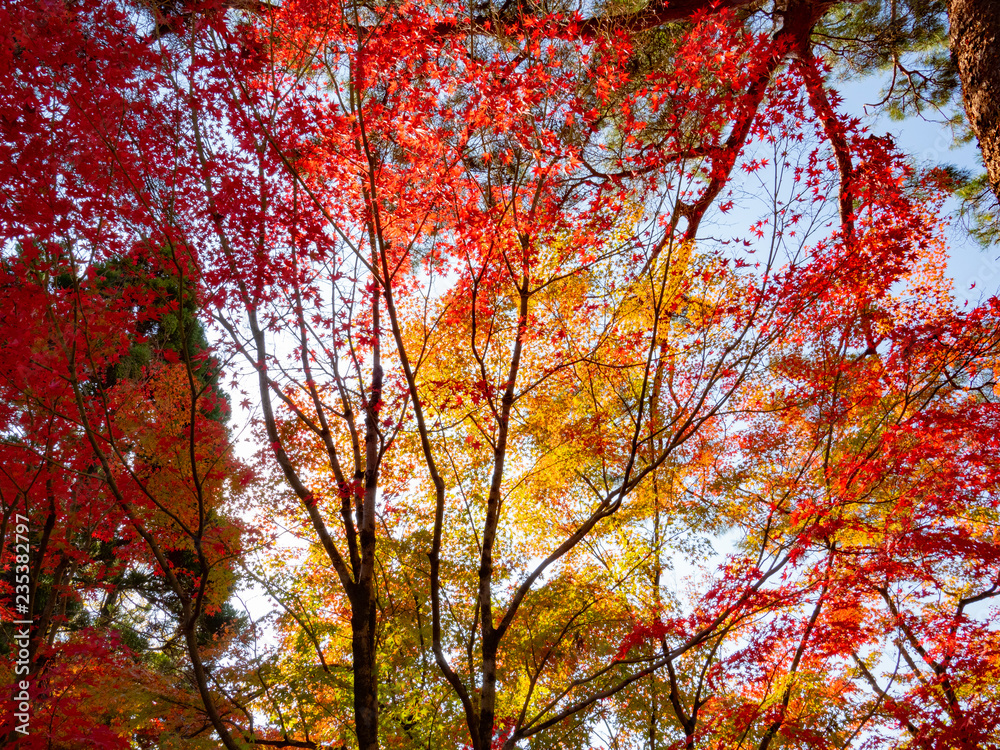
xmin=2 ymin=0 xmax=1000 ymax=748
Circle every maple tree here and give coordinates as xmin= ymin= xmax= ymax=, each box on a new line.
xmin=2 ymin=0 xmax=1000 ymax=749
xmin=0 ymin=5 xmax=255 ymax=743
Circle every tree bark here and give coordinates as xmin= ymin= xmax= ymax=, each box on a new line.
xmin=949 ymin=0 xmax=1000 ymax=199
xmin=352 ymin=273 xmax=383 ymax=750
xmin=351 ymin=584 xmax=379 ymax=750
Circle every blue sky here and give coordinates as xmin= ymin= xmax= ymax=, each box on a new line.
xmin=836 ymin=75 xmax=1000 ymax=302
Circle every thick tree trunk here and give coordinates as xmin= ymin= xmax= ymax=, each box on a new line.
xmin=478 ymin=645 xmax=499 ymax=750
xmin=351 ymin=584 xmax=379 ymax=750
xmin=352 ymin=278 xmax=382 ymax=750
xmin=949 ymin=0 xmax=1000 ymax=199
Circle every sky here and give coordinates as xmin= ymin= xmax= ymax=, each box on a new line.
xmin=835 ymin=76 xmax=1000 ymax=302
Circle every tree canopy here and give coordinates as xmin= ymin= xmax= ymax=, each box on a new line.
xmin=1 ymin=0 xmax=999 ymax=749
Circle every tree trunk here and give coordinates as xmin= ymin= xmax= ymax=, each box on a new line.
xmin=351 ymin=584 xmax=379 ymax=750
xmin=949 ymin=0 xmax=1000 ymax=199
xmin=351 ymin=404 xmax=380 ymax=750
xmin=478 ymin=645 xmax=498 ymax=750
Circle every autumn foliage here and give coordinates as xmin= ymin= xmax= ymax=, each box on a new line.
xmin=1 ymin=0 xmax=999 ymax=748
